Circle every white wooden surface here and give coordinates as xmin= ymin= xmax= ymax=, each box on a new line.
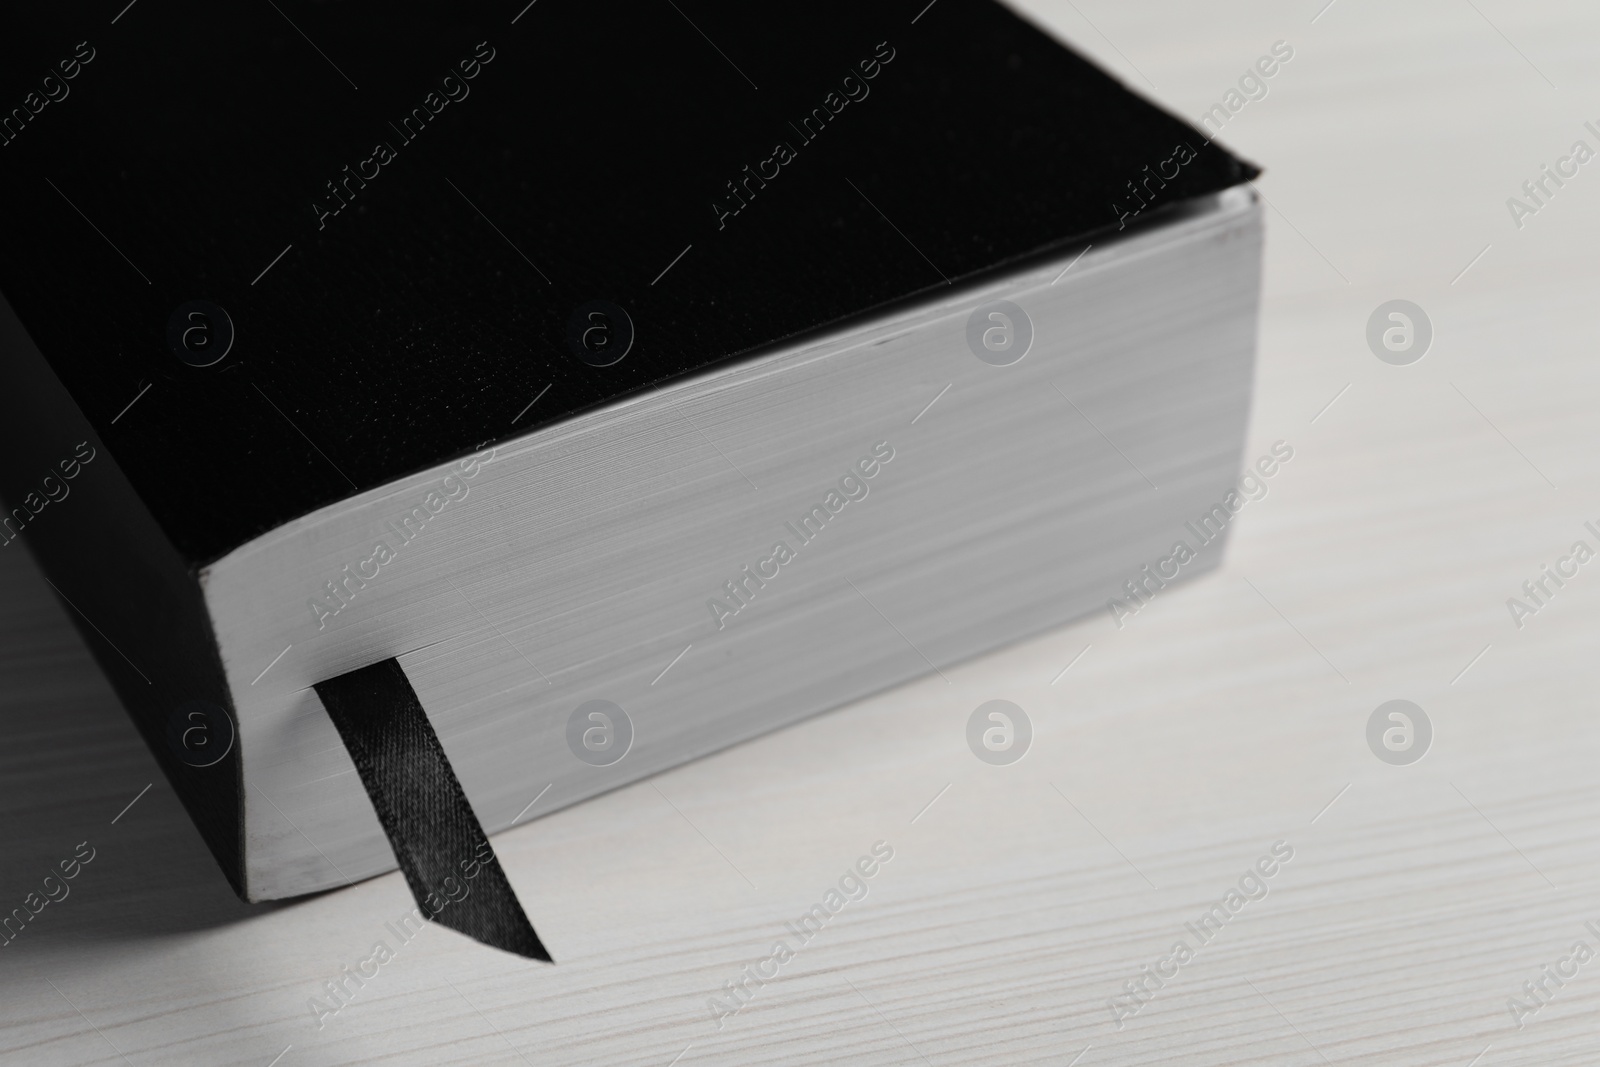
xmin=6 ymin=1 xmax=1600 ymax=1064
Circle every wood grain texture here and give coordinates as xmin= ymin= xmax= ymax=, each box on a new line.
xmin=5 ymin=1 xmax=1600 ymax=1064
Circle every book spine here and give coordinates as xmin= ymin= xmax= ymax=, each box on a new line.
xmin=0 ymin=290 xmax=246 ymax=897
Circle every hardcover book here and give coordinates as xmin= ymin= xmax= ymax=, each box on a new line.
xmin=0 ymin=0 xmax=1261 ymax=956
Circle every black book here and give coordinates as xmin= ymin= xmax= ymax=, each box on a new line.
xmin=0 ymin=0 xmax=1260 ymax=957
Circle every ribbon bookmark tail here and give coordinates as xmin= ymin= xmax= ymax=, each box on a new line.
xmin=313 ymin=657 xmax=552 ymax=962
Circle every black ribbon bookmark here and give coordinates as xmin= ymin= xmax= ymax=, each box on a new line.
xmin=313 ymin=658 xmax=551 ymax=962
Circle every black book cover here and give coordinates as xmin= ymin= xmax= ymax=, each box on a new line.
xmin=0 ymin=0 xmax=1254 ymax=567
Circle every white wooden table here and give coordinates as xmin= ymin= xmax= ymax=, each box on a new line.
xmin=6 ymin=1 xmax=1600 ymax=1063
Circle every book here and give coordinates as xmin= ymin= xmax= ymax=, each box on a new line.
xmin=0 ymin=0 xmax=1261 ymax=956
